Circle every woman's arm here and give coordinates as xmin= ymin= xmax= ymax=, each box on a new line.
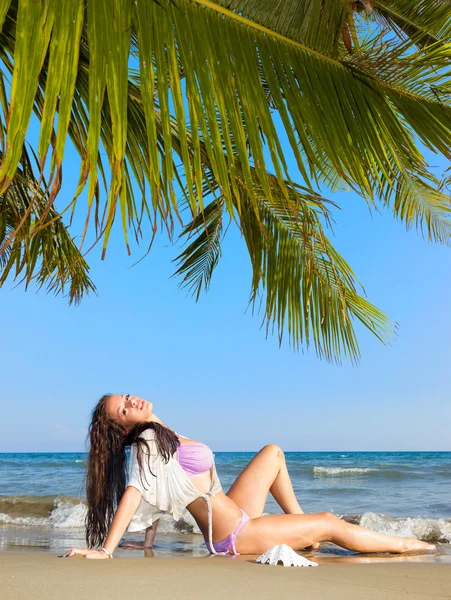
xmin=64 ymin=486 xmax=143 ymax=559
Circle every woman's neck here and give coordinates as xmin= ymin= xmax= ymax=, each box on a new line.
xmin=149 ymin=413 xmax=166 ymax=427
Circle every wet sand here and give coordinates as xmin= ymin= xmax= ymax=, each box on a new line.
xmin=1 ymin=552 xmax=450 ymax=600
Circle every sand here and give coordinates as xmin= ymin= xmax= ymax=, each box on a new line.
xmin=1 ymin=553 xmax=451 ymax=600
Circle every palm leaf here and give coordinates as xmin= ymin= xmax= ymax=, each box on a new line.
xmin=1 ymin=0 xmax=451 ymax=247
xmin=0 ymin=147 xmax=96 ymax=303
xmin=0 ymin=0 xmax=449 ymax=362
xmin=203 ymin=0 xmax=351 ymax=55
xmin=242 ymin=190 xmax=391 ymax=363
xmin=174 ymin=174 xmax=392 ymax=363
xmin=0 ymin=67 xmax=95 ymax=302
xmin=372 ymin=0 xmax=451 ymax=46
xmin=173 ymin=196 xmax=225 ymax=300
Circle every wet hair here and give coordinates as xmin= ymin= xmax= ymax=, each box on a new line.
xmin=85 ymin=394 xmax=179 ymax=548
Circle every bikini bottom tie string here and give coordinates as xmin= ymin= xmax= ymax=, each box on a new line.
xmin=203 ymin=492 xmax=216 ymax=555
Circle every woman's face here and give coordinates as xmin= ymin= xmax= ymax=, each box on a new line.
xmin=106 ymin=394 xmax=154 ymax=428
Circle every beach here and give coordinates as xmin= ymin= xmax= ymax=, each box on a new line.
xmin=2 ymin=450 xmax=451 ymax=598
xmin=1 ymin=552 xmax=451 ymax=600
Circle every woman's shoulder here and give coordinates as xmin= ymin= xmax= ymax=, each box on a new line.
xmin=132 ymin=426 xmax=158 ymax=449
xmin=129 ymin=428 xmax=159 ymax=464
xmin=138 ymin=427 xmax=156 ymax=440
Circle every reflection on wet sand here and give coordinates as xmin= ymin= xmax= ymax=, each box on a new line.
xmin=1 ymin=524 xmax=450 ymax=564
xmin=314 ymin=553 xmax=450 ymax=565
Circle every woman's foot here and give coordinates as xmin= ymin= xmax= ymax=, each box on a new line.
xmin=400 ymin=538 xmax=435 ymax=554
xmin=305 ymin=542 xmax=320 ymax=550
xmin=119 ymin=541 xmax=153 ymax=550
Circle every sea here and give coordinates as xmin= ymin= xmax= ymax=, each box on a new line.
xmin=1 ymin=451 xmax=450 ymax=561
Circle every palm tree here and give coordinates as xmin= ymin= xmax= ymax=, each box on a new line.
xmin=0 ymin=0 xmax=450 ymax=362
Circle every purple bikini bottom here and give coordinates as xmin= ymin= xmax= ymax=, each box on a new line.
xmin=204 ymin=508 xmax=251 ymax=555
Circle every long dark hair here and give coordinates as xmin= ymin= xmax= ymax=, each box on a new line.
xmin=85 ymin=394 xmax=179 ymax=548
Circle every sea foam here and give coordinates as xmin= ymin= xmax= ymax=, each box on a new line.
xmin=0 ymin=495 xmax=202 ymax=534
xmin=1 ymin=494 xmax=450 ymax=543
xmin=360 ymin=512 xmax=451 ymax=544
xmin=313 ymin=467 xmax=379 ymax=476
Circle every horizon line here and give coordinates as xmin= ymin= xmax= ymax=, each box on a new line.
xmin=1 ymin=449 xmax=450 ymax=454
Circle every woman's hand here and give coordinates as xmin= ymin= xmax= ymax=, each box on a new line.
xmin=63 ymin=548 xmax=110 ymax=559
xmin=62 ymin=487 xmax=142 ymax=561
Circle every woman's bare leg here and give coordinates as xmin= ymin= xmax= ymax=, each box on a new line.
xmin=227 ymin=445 xmax=303 ymax=517
xmin=227 ymin=444 xmax=321 ymax=549
xmin=119 ymin=519 xmax=159 ymax=549
xmin=235 ymin=512 xmax=436 ymax=555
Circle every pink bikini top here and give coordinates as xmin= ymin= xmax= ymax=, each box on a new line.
xmin=176 ymin=441 xmax=214 ymax=476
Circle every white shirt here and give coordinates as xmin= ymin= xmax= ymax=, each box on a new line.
xmin=127 ymin=427 xmax=223 ymax=553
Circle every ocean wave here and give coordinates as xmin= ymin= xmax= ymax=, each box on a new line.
xmin=33 ymin=462 xmax=86 ymax=468
xmin=0 ymin=460 xmax=86 ymax=468
xmin=313 ymin=467 xmax=380 ymax=476
xmin=316 ymin=487 xmax=365 ymax=496
xmin=0 ymin=495 xmax=202 ymax=535
xmin=2 ymin=494 xmax=450 ymax=543
xmin=312 ymin=466 xmax=415 ymax=478
xmin=157 ymin=512 xmax=202 ymax=535
xmin=1 ymin=495 xmax=68 ymax=517
xmin=359 ymin=512 xmax=451 ymax=544
xmin=0 ymin=495 xmax=86 ymax=528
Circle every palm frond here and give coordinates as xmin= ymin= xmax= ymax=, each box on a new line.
xmin=239 ymin=181 xmax=392 ymax=363
xmin=0 ymin=68 xmax=95 ymax=302
xmin=198 ymin=0 xmax=351 ymax=55
xmin=1 ymin=0 xmax=451 ymax=252
xmin=173 ymin=196 xmax=225 ymax=300
xmin=341 ymin=36 xmax=451 ymax=243
xmin=0 ymin=0 xmax=449 ymax=362
xmin=388 ymin=174 xmax=451 ymax=244
xmin=174 ymin=170 xmax=392 ymax=363
xmin=0 ymin=155 xmax=96 ymax=303
xmin=372 ymin=0 xmax=451 ymax=46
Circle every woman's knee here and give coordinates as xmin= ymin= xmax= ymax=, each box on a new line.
xmin=318 ymin=511 xmax=338 ymax=522
xmin=315 ymin=512 xmax=341 ymax=539
xmin=260 ymin=444 xmax=284 ymax=460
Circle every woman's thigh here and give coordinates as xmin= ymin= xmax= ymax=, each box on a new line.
xmin=234 ymin=513 xmax=330 ymax=555
xmin=226 ymin=445 xmax=282 ymax=518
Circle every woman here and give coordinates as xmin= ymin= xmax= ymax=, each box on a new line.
xmin=64 ymin=394 xmax=434 ymax=559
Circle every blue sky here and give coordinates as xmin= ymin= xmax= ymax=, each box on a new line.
xmin=1 ymin=111 xmax=450 ymax=453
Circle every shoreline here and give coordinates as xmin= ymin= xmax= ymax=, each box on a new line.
xmin=1 ymin=553 xmax=451 ymax=600
xmin=2 ymin=524 xmax=450 ymax=563
xmin=2 ymin=544 xmax=451 ymax=564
